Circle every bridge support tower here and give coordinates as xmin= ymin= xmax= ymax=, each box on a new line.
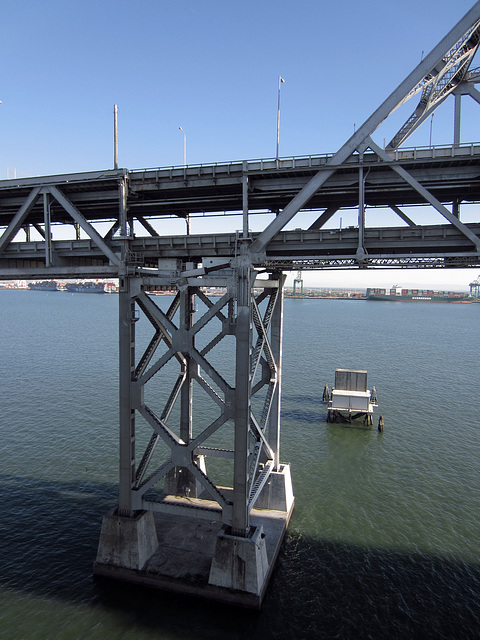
xmin=94 ymin=256 xmax=294 ymax=607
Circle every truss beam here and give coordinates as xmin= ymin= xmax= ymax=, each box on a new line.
xmin=0 ymin=187 xmax=41 ymax=253
xmin=249 ymin=2 xmax=480 ymax=255
xmin=114 ymin=266 xmax=290 ymax=539
xmin=368 ymin=138 xmax=480 ymax=250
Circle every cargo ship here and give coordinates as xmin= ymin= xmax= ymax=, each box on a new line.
xmin=366 ymin=286 xmax=471 ymax=303
xmin=65 ymin=281 xmax=105 ymax=294
xmin=28 ymin=280 xmax=58 ymax=292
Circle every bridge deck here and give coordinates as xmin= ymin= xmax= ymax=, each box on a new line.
xmin=0 ymin=143 xmax=479 ymax=277
xmin=0 ymin=144 xmax=479 ymax=225
xmin=1 ymin=222 xmax=479 ymax=278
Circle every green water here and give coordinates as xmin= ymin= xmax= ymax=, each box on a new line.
xmin=1 ymin=290 xmax=479 ymax=639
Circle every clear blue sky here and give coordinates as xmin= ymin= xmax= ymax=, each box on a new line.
xmin=1 ymin=0 xmax=479 ymax=290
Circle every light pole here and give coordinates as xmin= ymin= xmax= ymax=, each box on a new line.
xmin=179 ymin=126 xmax=186 ymax=167
xmin=429 ymin=112 xmax=435 ymax=147
xmin=178 ymin=126 xmax=190 ymax=234
xmin=276 ymin=76 xmax=285 ymax=161
xmin=114 ymin=104 xmax=118 ymax=170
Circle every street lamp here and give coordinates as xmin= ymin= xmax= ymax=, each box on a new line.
xmin=276 ymin=76 xmax=285 ymax=161
xmin=114 ymin=105 xmax=118 ymax=170
xmin=179 ymin=126 xmax=186 ymax=167
xmin=178 ymin=126 xmax=190 ymax=234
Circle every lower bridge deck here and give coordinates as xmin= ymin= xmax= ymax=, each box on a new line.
xmin=1 ymin=222 xmax=479 ymax=279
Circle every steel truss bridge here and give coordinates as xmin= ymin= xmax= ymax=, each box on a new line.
xmin=1 ymin=2 xmax=480 ymax=607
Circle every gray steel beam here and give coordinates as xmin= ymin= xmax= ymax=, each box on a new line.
xmin=465 ymin=83 xmax=480 ymax=105
xmin=47 ymin=186 xmax=121 ymax=265
xmin=368 ymin=138 xmax=480 ymax=250
xmin=357 ymin=163 xmax=366 ymax=260
xmin=1 ymin=147 xmax=480 ymax=228
xmin=389 ymin=205 xmax=417 ymax=227
xmin=2 ymin=221 xmax=479 ymax=277
xmin=33 ymin=223 xmax=46 ymax=239
xmin=232 ymin=264 xmax=253 ymax=535
xmin=242 ymin=170 xmax=249 ymax=239
xmin=454 ymin=91 xmax=462 ymax=145
xmin=308 ymin=206 xmax=339 ymax=230
xmin=249 ymin=2 xmax=480 ymax=254
xmin=136 ymin=215 xmax=160 ymax=237
xmin=43 ymin=192 xmax=52 ymax=267
xmin=118 ymin=278 xmax=136 ymax=515
xmin=177 ymin=288 xmax=195 ymax=494
xmin=268 ymin=273 xmax=284 ymax=469
xmin=0 ymin=187 xmax=41 ymax=253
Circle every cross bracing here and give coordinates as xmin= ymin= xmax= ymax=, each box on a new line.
xmin=117 ymin=272 xmax=284 ymax=532
xmin=387 ymin=18 xmax=480 ymax=149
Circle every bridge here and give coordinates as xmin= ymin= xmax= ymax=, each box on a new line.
xmin=1 ymin=2 xmax=480 ymax=608
xmin=1 ymin=143 xmax=480 ymax=276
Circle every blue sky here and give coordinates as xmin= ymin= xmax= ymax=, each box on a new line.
xmin=1 ymin=0 xmax=479 ymax=289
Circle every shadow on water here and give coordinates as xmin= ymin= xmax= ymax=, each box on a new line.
xmin=283 ymin=395 xmax=325 ymax=405
xmin=0 ymin=474 xmax=117 ymax=603
xmin=281 ymin=395 xmax=327 ymax=424
xmin=281 ymin=408 xmax=323 ymax=423
xmin=2 ymin=474 xmax=480 ymax=640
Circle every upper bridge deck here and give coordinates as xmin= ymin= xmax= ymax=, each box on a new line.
xmin=0 ymin=143 xmax=479 ymax=227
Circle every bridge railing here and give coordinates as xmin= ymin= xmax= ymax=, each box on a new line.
xmin=128 ymin=141 xmax=480 ymax=179
xmin=0 ymin=141 xmax=479 ymax=185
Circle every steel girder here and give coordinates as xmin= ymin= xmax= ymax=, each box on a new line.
xmin=1 ymin=220 xmax=479 ymax=277
xmin=387 ymin=18 xmax=480 ymax=149
xmin=117 ymin=267 xmax=284 ymax=536
xmin=0 ymin=181 xmax=124 ymax=268
xmin=249 ymin=2 xmax=480 ymax=260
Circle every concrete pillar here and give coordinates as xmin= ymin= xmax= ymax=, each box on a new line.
xmin=208 ymin=525 xmax=269 ymax=595
xmin=254 ymin=464 xmax=294 ymax=512
xmin=95 ymin=508 xmax=159 ymax=571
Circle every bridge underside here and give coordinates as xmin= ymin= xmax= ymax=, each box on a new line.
xmin=0 ymin=220 xmax=479 ymax=279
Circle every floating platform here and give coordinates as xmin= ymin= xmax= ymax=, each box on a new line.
xmin=324 ymin=368 xmax=378 ymax=426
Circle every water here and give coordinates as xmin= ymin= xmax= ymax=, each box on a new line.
xmin=1 ymin=289 xmax=479 ymax=639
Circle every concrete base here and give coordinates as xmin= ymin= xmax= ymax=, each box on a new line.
xmin=208 ymin=525 xmax=269 ymax=594
xmin=93 ymin=492 xmax=294 ymax=608
xmin=254 ymin=464 xmax=294 ymax=512
xmin=95 ymin=508 xmax=159 ymax=571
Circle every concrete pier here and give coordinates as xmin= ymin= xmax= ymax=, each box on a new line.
xmin=95 ymin=508 xmax=159 ymax=571
xmin=91 ymin=269 xmax=294 ymax=608
xmin=93 ymin=484 xmax=294 ymax=609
